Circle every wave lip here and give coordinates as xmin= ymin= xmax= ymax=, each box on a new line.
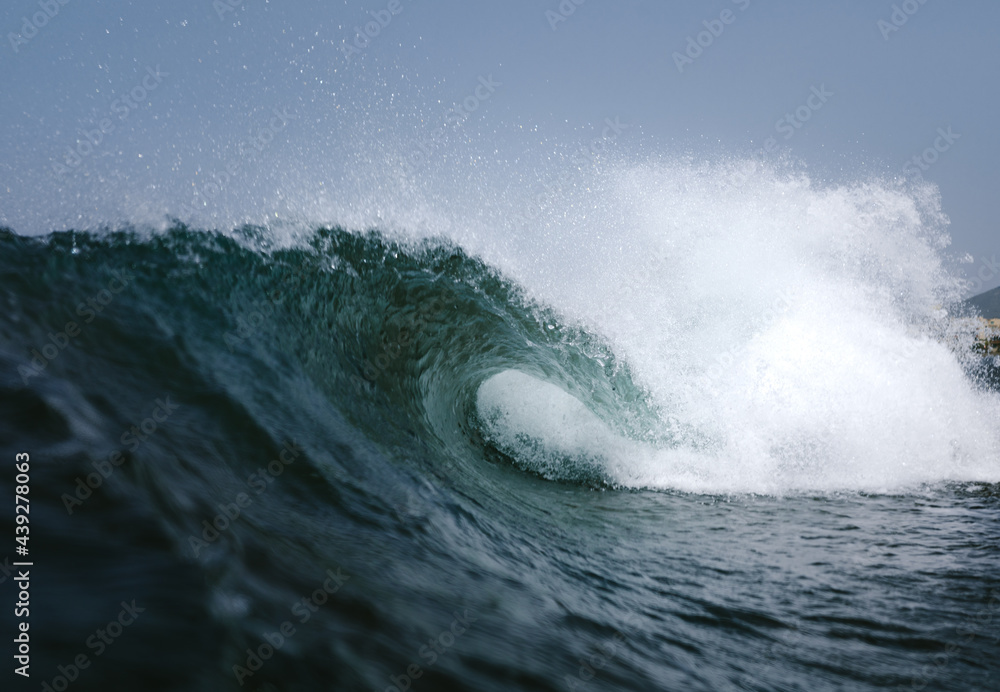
xmin=8 ymin=154 xmax=1000 ymax=498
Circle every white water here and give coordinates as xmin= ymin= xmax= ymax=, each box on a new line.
xmin=25 ymin=106 xmax=1000 ymax=493
xmin=463 ymin=159 xmax=1000 ymax=493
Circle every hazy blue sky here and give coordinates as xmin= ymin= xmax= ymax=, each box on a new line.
xmin=1 ymin=0 xmax=998 ymax=291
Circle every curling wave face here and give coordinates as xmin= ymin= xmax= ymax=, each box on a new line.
xmin=4 ymin=162 xmax=1000 ymax=499
xmin=2 ymin=202 xmax=999 ymax=690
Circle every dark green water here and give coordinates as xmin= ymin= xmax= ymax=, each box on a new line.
xmin=0 ymin=227 xmax=998 ymax=691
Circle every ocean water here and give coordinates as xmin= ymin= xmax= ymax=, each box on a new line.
xmin=1 ymin=161 xmax=999 ymax=691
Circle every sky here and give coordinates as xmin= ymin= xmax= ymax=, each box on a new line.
xmin=1 ymin=0 xmax=998 ymax=293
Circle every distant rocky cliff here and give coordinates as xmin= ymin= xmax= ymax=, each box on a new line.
xmin=967 ymin=285 xmax=1000 ymax=319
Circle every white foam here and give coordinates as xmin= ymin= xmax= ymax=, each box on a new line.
xmin=476 ymin=369 xmax=643 ymax=482
xmin=467 ymin=159 xmax=1000 ymax=493
xmin=30 ymin=112 xmax=1000 ymax=493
